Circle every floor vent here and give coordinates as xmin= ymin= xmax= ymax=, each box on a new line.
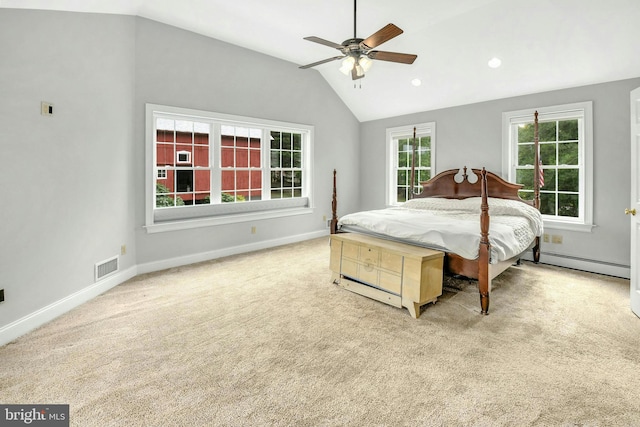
xmin=95 ymin=255 xmax=119 ymax=282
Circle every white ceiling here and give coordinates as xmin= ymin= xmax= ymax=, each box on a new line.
xmin=3 ymin=0 xmax=640 ymax=122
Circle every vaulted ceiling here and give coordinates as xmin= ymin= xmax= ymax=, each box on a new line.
xmin=4 ymin=0 xmax=640 ymax=122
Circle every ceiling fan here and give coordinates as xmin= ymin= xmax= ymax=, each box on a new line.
xmin=299 ymin=0 xmax=417 ymax=80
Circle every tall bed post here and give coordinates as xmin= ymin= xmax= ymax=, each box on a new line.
xmin=330 ymin=169 xmax=338 ymax=234
xmin=478 ymin=168 xmax=491 ymax=314
xmin=532 ymin=111 xmax=541 ymax=262
xmin=409 ymin=126 xmax=416 ymax=200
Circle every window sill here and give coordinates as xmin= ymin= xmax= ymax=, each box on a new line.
xmin=543 ymin=219 xmax=595 ymax=233
xmin=145 ymin=206 xmax=314 ymax=234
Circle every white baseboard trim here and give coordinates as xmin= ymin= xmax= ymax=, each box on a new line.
xmin=521 ymin=251 xmax=630 ymax=279
xmin=4 ymin=231 xmax=623 ymax=347
xmin=1 ymin=231 xmax=329 ymax=347
xmin=0 ymin=266 xmax=138 ymax=347
xmin=137 ymin=230 xmax=329 ymax=274
xmin=0 ymin=230 xmax=329 ymax=346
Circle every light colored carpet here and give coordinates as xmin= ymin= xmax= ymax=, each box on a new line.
xmin=1 ymin=237 xmax=639 ymax=426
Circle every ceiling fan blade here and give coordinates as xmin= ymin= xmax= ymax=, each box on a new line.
xmin=299 ymin=56 xmax=345 ymax=69
xmin=303 ymin=36 xmax=345 ymax=50
xmin=368 ymin=50 xmax=417 ymax=64
xmin=360 ymin=23 xmax=403 ymax=50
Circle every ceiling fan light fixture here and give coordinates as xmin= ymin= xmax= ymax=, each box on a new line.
xmin=358 ymin=55 xmax=373 ymax=72
xmin=339 ymin=56 xmax=356 ymax=75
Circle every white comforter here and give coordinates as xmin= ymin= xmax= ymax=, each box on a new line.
xmin=338 ymin=197 xmax=543 ymax=262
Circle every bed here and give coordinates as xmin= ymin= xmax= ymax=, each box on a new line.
xmin=330 ymin=116 xmax=543 ymax=315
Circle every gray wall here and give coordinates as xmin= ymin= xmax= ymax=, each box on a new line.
xmin=0 ymin=10 xmax=360 ymax=337
xmin=133 ymin=18 xmax=360 ymax=266
xmin=360 ymin=77 xmax=640 ymax=270
xmin=0 ymin=10 xmax=137 ymax=329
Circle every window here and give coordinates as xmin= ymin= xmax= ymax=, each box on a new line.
xmin=502 ymin=102 xmax=593 ymax=231
xmin=146 ymin=104 xmax=313 ymax=232
xmin=386 ymin=122 xmax=436 ymax=205
xmin=155 ymin=118 xmax=211 ymax=207
xmin=221 ymin=125 xmax=263 ymax=202
xmin=270 ymin=131 xmax=303 ymax=199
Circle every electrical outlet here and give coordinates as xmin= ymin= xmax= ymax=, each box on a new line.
xmin=121 ymin=245 xmax=126 ymax=255
xmin=41 ymin=101 xmax=53 ymax=116
xmin=0 ymin=289 xmax=5 ymax=303
xmin=551 ymin=234 xmax=563 ymax=244
xmin=543 ymin=233 xmax=549 ymax=243
xmin=251 ymin=226 xmax=257 ymax=234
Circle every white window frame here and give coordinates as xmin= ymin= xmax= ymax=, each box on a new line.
xmin=502 ymin=101 xmax=594 ymax=232
xmin=385 ymin=122 xmax=436 ymax=206
xmin=157 ymin=169 xmax=167 ymax=180
xmin=176 ymin=150 xmax=191 ymax=164
xmin=145 ymin=104 xmax=314 ymax=233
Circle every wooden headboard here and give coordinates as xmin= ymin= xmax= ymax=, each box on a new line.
xmin=414 ymin=167 xmax=530 ymax=204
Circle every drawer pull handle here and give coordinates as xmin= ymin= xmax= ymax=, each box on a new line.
xmin=363 ymin=263 xmax=374 ymax=272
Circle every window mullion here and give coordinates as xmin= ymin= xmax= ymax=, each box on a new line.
xmin=263 ymin=129 xmax=271 ymax=201
xmin=211 ymin=123 xmax=221 ymax=204
xmin=578 ymin=117 xmax=585 ymax=219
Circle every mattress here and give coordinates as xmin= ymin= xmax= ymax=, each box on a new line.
xmin=337 ymin=197 xmax=543 ymax=263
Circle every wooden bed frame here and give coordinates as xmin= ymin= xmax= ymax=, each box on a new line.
xmin=424 ymin=167 xmax=540 ymax=314
xmin=331 ymin=167 xmax=541 ymax=314
xmin=330 ymin=114 xmax=542 ymax=315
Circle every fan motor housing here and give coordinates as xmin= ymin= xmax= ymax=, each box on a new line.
xmin=342 ymin=38 xmax=366 ymax=52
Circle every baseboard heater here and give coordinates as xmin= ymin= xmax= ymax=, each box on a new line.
xmin=522 ymin=251 xmax=630 ymax=279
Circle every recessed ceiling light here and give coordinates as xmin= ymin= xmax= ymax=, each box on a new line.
xmin=488 ymin=57 xmax=502 ymax=68
xmin=411 ymin=78 xmax=422 ymax=87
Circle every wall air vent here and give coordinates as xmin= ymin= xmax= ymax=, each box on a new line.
xmin=95 ymin=255 xmax=119 ymax=282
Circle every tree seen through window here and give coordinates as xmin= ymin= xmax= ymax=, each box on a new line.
xmin=515 ymin=119 xmax=580 ymax=217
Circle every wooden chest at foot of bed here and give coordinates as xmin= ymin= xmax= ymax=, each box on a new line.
xmin=329 ymin=233 xmax=444 ymax=318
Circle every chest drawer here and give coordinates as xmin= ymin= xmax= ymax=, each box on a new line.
xmin=341 ymin=257 xmax=401 ymax=294
xmin=343 ymin=242 xmax=380 ymax=267
xmin=380 ymin=251 xmax=402 ymax=273
xmin=360 ymin=247 xmax=379 ymax=266
xmin=342 ymin=241 xmax=360 ymax=261
xmin=337 ymin=240 xmax=401 ymax=294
